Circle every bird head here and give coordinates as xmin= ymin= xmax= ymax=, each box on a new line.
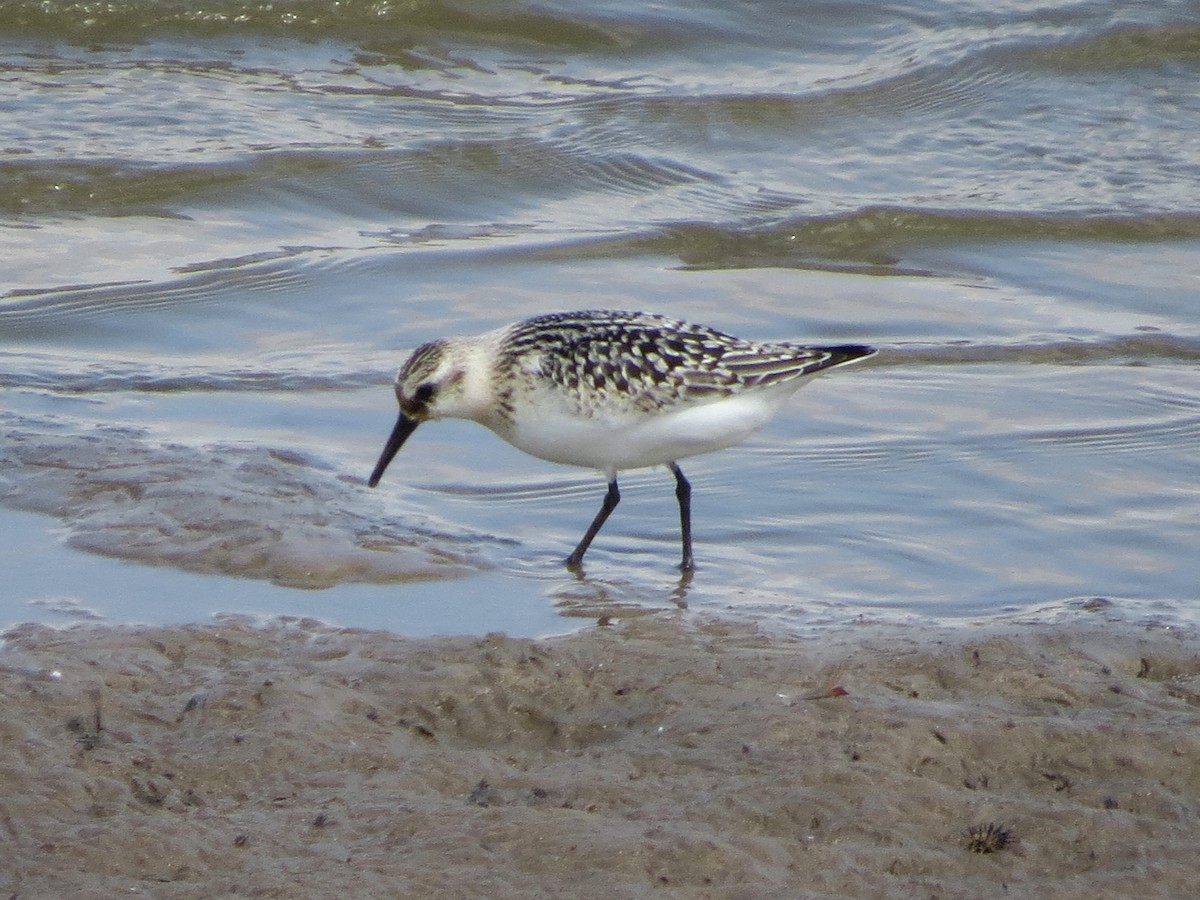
xmin=368 ymin=339 xmax=465 ymax=487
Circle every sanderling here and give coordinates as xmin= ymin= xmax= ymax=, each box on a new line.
xmin=369 ymin=310 xmax=875 ymax=571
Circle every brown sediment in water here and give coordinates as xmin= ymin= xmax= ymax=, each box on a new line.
xmin=1 ymin=614 xmax=1197 ymax=898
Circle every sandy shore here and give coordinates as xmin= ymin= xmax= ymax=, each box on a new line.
xmin=2 ymin=611 xmax=1198 ymax=898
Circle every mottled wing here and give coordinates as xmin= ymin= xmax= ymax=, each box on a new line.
xmin=501 ymin=311 xmax=716 ymax=412
xmin=501 ymin=310 xmax=871 ymax=414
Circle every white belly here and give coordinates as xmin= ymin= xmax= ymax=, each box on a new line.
xmin=501 ymin=391 xmax=787 ymax=475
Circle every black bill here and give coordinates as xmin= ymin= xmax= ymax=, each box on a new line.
xmin=368 ymin=413 xmax=420 ymax=487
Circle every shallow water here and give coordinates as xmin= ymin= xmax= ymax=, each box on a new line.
xmin=2 ymin=0 xmax=1198 ymax=635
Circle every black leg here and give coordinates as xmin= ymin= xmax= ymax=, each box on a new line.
xmin=670 ymin=462 xmax=694 ymax=572
xmin=565 ymin=476 xmax=620 ymax=569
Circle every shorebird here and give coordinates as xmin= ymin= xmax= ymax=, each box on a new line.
xmin=369 ymin=310 xmax=874 ymax=571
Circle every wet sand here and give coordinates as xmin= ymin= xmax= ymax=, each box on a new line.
xmin=2 ymin=612 xmax=1198 ymax=898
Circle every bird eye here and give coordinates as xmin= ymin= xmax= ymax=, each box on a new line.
xmin=413 ymin=382 xmax=437 ymax=404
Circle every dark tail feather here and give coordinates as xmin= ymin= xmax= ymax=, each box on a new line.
xmin=819 ymin=344 xmax=876 ymax=370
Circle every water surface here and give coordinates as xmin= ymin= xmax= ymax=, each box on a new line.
xmin=2 ymin=0 xmax=1198 ymax=635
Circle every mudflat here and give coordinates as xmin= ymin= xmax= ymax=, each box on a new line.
xmin=2 ymin=613 xmax=1197 ymax=898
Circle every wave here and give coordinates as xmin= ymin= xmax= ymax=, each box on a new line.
xmin=0 ymin=259 xmax=306 ymax=336
xmin=0 ymin=0 xmax=634 ymax=49
xmin=0 ymin=352 xmax=384 ymax=393
xmin=9 ymin=139 xmax=1200 ymax=269
xmin=1014 ymin=21 xmax=1200 ymax=72
xmin=622 ymin=207 xmax=1200 ymax=272
xmin=3 ymin=202 xmax=1199 ymax=331
xmin=0 ymin=139 xmax=717 ymax=218
xmin=0 ymin=158 xmax=245 ymax=218
xmin=6 ymin=1 xmax=1196 ymax=64
xmin=880 ymin=333 xmax=1200 ymax=366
